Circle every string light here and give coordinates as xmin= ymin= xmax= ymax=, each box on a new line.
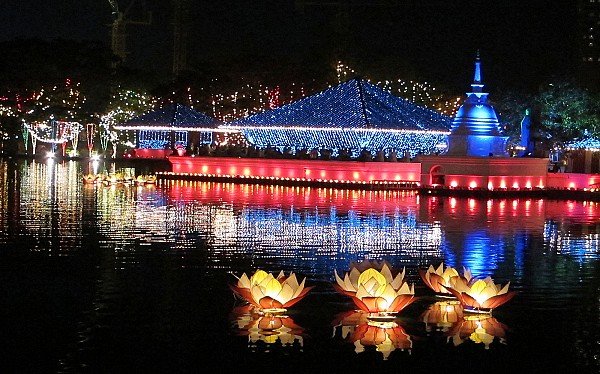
xmin=225 ymin=78 xmax=451 ymax=157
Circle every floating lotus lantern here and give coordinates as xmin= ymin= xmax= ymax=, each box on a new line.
xmin=418 ymin=263 xmax=472 ymax=296
xmin=231 ymin=270 xmax=313 ymax=314
xmin=448 ymin=315 xmax=508 ymax=349
xmin=334 ymin=261 xmax=416 ymax=320
xmin=332 ymin=310 xmax=412 ymax=360
xmin=420 ymin=300 xmax=463 ymax=333
xmin=443 ymin=276 xmax=517 ymax=314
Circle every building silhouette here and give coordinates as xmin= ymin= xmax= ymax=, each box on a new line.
xmin=578 ymin=0 xmax=600 ymax=89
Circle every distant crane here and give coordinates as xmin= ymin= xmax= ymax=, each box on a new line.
xmin=172 ymin=0 xmax=191 ymax=77
xmin=107 ymin=0 xmax=152 ymax=65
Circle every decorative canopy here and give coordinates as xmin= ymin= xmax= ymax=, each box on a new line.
xmin=222 ymin=79 xmax=451 ymax=156
xmin=114 ymin=104 xmax=221 ymax=131
xmin=227 ymin=78 xmax=451 ymax=131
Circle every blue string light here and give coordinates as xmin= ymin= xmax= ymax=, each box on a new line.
xmin=225 ymin=78 xmax=452 ymax=156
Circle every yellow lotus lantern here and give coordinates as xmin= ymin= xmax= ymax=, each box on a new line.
xmin=418 ymin=263 xmax=472 ymax=295
xmin=231 ymin=270 xmax=313 ymax=314
xmin=334 ymin=261 xmax=415 ymax=319
xmin=443 ymin=276 xmax=517 ymax=313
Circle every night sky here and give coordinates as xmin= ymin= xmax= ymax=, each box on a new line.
xmin=0 ymin=0 xmax=579 ymax=93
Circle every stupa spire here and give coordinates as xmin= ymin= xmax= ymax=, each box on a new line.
xmin=472 ymin=50 xmax=483 ymax=93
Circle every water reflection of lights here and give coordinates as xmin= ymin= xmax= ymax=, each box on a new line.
xmin=448 ymin=315 xmax=508 ymax=349
xmin=332 ymin=310 xmax=412 ymax=360
xmin=544 ymin=220 xmax=600 ymax=261
xmin=231 ymin=305 xmax=304 ymax=351
xmin=420 ymin=300 xmax=463 ymax=333
xmin=11 ymin=160 xmax=83 ymax=253
xmin=151 ymin=182 xmax=444 ymax=272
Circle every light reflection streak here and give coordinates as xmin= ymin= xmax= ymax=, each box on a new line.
xmin=9 ymin=160 xmax=84 ymax=253
xmin=3 ymin=160 xmax=600 ymax=276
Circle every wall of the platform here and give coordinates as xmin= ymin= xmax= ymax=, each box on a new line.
xmin=135 ymin=149 xmax=170 ymax=158
xmin=168 ymin=156 xmax=422 ymax=183
xmin=546 ymin=173 xmax=600 ymax=189
xmin=418 ymin=156 xmax=550 ymax=189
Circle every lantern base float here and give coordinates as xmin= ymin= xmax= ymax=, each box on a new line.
xmin=366 ymin=312 xmax=397 ymax=322
xmin=259 ymin=307 xmax=287 ymax=316
xmin=463 ymin=306 xmax=493 ymax=315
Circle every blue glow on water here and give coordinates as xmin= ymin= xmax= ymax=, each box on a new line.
xmin=1 ymin=160 xmax=600 ymax=372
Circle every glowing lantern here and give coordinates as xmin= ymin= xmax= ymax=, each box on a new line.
xmin=231 ymin=270 xmax=313 ymax=314
xmin=418 ymin=263 xmax=472 ymax=295
xmin=443 ymin=276 xmax=517 ymax=313
xmin=334 ymin=260 xmax=415 ymax=319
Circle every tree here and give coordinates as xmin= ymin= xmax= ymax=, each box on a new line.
xmin=493 ymin=79 xmax=600 ymax=153
xmin=535 ymin=80 xmax=600 ymax=148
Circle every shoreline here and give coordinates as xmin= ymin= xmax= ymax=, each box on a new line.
xmin=155 ymin=171 xmax=600 ymax=201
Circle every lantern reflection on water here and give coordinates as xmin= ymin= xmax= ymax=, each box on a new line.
xmin=420 ymin=300 xmax=464 ymax=333
xmin=333 ymin=260 xmax=416 ymax=320
xmin=230 ymin=269 xmax=313 ymax=315
xmin=448 ymin=315 xmax=508 ymax=349
xmin=231 ymin=305 xmax=304 ymax=350
xmin=332 ymin=310 xmax=412 ymax=360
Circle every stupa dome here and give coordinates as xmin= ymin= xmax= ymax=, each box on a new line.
xmin=445 ymin=52 xmax=509 ymax=157
xmin=450 ymin=53 xmax=502 ymax=136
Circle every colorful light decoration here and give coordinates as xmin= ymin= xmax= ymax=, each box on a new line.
xmin=418 ymin=263 xmax=473 ymax=296
xmin=442 ymin=275 xmax=517 ymax=314
xmin=333 ymin=260 xmax=416 ymax=320
xmin=22 ymin=117 xmax=82 ymax=145
xmin=565 ymin=137 xmax=600 ymax=152
xmin=226 ymin=78 xmax=452 ymax=158
xmin=114 ymin=104 xmax=219 ymax=150
xmin=18 ymin=79 xmax=85 ymax=153
xmin=231 ymin=269 xmax=313 ymax=314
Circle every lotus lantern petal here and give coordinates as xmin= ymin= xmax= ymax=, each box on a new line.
xmin=334 ymin=261 xmax=415 ymax=315
xmin=231 ymin=270 xmax=313 ymax=313
xmin=443 ymin=275 xmax=517 ymax=312
xmin=418 ymin=263 xmax=472 ymax=295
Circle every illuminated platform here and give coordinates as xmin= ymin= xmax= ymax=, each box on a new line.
xmin=163 ymin=156 xmax=422 ymax=190
xmin=161 ymin=155 xmax=600 ymax=200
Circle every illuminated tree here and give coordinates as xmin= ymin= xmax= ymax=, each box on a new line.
xmin=494 ymin=80 xmax=600 ymax=153
xmin=99 ymin=87 xmax=156 ymax=155
xmin=18 ymin=80 xmax=86 ymax=154
xmin=536 ymin=80 xmax=600 ymax=146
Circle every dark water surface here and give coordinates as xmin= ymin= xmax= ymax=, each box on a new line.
xmin=1 ymin=159 xmax=599 ymax=373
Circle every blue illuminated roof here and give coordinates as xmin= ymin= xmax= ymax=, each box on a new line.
xmin=227 ymin=78 xmax=451 ymax=132
xmin=121 ymin=104 xmax=219 ymax=129
xmin=566 ymin=137 xmax=600 ymax=150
